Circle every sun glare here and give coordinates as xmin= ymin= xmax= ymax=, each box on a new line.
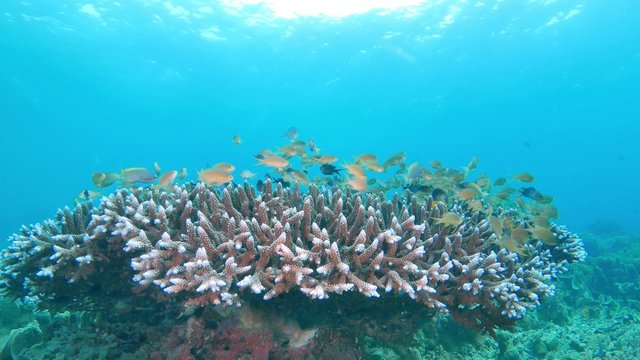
xmin=222 ymin=0 xmax=431 ymax=19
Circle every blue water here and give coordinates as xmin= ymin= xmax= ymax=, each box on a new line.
xmin=1 ymin=0 xmax=639 ymax=244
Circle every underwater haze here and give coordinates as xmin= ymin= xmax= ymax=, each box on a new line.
xmin=1 ymin=0 xmax=639 ymax=244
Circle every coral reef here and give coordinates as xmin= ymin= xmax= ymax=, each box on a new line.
xmin=1 ymin=180 xmax=584 ymax=337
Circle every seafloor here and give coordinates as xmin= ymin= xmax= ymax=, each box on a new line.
xmin=1 ymin=231 xmax=638 ymax=360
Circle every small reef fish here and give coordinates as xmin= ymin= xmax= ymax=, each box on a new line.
xmin=361 ymin=161 xmax=384 ymax=173
xmin=258 ymin=155 xmax=290 ymax=169
xmin=157 ymin=170 xmax=178 ymax=189
xmin=456 ymin=188 xmax=478 ymax=200
xmin=233 ymin=134 xmax=241 ymax=144
xmin=494 ymin=177 xmax=507 ymax=186
xmin=240 ymin=170 xmax=256 ymax=179
xmin=73 ymin=190 xmax=101 ymax=205
xmin=344 ymin=164 xmax=366 ymax=179
xmin=405 ymin=162 xmax=431 ymax=182
xmin=211 ymin=162 xmax=235 ymax=173
xmin=308 ymin=138 xmax=317 ymax=153
xmin=177 ymin=168 xmax=188 ymax=182
xmin=92 ymin=172 xmax=121 ymax=188
xmin=121 ymin=168 xmax=156 ymax=184
xmin=501 ymin=235 xmax=528 ymax=256
xmin=198 ymin=169 xmax=233 ymax=186
xmin=290 ymin=169 xmax=311 ymax=185
xmin=354 ymin=153 xmax=378 ymax=164
xmin=489 ymin=215 xmax=503 ymax=238
xmin=254 ymin=149 xmax=276 ymax=160
xmin=347 ymin=177 xmax=367 ymax=191
xmin=320 ymin=164 xmax=342 ymax=176
xmin=528 ymin=226 xmax=557 ymax=245
xmin=513 ymin=172 xmax=535 ymax=183
xmin=531 ymin=216 xmax=551 ymax=228
xmin=541 ymin=204 xmax=559 ymax=219
xmin=279 ymin=145 xmax=301 ymax=157
xmin=511 ymin=225 xmax=529 ymax=243
xmin=382 ymin=152 xmax=406 ymax=168
xmin=283 ymin=127 xmax=299 ymax=141
xmin=520 ymin=187 xmax=544 ymax=202
xmin=468 ymin=200 xmax=483 ymax=212
xmin=154 ymin=162 xmax=161 ymax=177
xmin=315 ymin=155 xmax=338 ymax=164
xmin=435 ymin=212 xmax=463 ymax=227
xmin=464 ymin=155 xmax=479 ymax=173
xmin=474 ymin=177 xmax=491 ymax=189
xmin=429 ymin=160 xmax=443 ymax=170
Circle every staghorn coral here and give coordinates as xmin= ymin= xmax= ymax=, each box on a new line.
xmin=0 ymin=180 xmax=584 ymax=336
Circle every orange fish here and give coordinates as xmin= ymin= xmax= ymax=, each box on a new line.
xmin=344 ymin=163 xmax=366 ymax=179
xmin=157 ymin=170 xmax=178 ymax=189
xmin=198 ymin=169 xmax=233 ymax=186
xmin=355 ymin=153 xmax=378 ymax=164
xmin=258 ymin=155 xmax=290 ymax=169
xmin=347 ymin=177 xmax=367 ymax=191
xmin=211 ymin=162 xmax=235 ymax=173
xmin=315 ymin=155 xmax=338 ymax=164
xmin=361 ymin=161 xmax=384 ymax=173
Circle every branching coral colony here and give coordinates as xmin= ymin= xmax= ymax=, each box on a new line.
xmin=1 ymin=177 xmax=584 ymax=338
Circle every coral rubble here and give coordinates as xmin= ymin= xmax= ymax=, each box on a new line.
xmin=0 ymin=180 xmax=585 ymax=337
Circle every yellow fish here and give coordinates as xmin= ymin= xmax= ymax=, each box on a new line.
xmin=511 ymin=225 xmax=529 ymax=243
xmin=435 ymin=212 xmax=463 ymax=227
xmin=291 ymin=169 xmax=311 ymax=185
xmin=513 ymin=172 xmax=535 ymax=183
xmin=382 ymin=152 xmax=406 ymax=168
xmin=489 ymin=215 xmax=503 ymax=238
xmin=198 ymin=169 xmax=233 ymax=186
xmin=501 ymin=235 xmax=528 ymax=256
xmin=494 ymin=177 xmax=507 ymax=186
xmin=468 ymin=200 xmax=483 ymax=212
xmin=541 ymin=205 xmax=559 ymax=219
xmin=528 ymin=226 xmax=557 ymax=245
xmin=429 ymin=160 xmax=443 ymax=170
xmin=456 ymin=188 xmax=478 ymax=200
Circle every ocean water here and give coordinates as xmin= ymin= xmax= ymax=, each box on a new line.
xmin=1 ymin=0 xmax=639 ymax=241
xmin=1 ymin=1 xmax=639 ymax=359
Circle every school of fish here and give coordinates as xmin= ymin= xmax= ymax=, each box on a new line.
xmin=86 ymin=127 xmax=560 ymax=256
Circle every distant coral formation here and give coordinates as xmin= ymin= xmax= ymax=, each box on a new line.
xmin=0 ymin=180 xmax=585 ymax=336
